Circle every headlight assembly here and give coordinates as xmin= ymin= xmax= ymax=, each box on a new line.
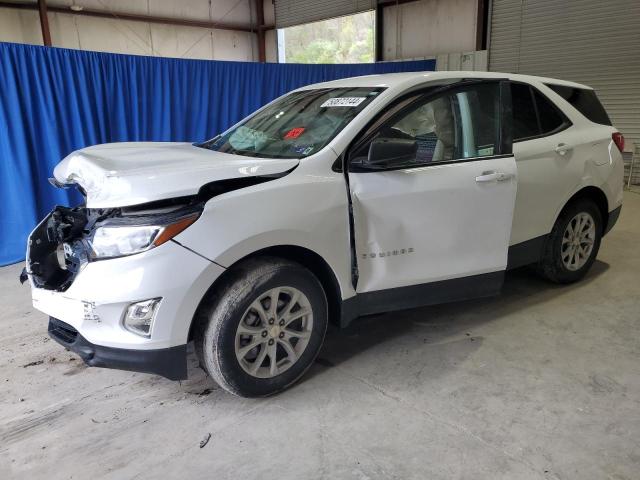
xmin=90 ymin=214 xmax=198 ymax=259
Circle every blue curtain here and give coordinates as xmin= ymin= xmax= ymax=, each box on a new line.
xmin=0 ymin=42 xmax=435 ymax=266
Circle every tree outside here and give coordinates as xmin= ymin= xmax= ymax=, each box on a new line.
xmin=281 ymin=11 xmax=375 ymax=64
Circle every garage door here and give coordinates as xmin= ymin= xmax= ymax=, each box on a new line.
xmin=274 ymin=0 xmax=376 ymax=28
xmin=489 ymin=0 xmax=640 ymax=155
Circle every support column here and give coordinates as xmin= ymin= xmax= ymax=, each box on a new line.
xmin=37 ymin=0 xmax=52 ymax=47
xmin=375 ymin=3 xmax=384 ymax=62
xmin=255 ymin=0 xmax=266 ymax=62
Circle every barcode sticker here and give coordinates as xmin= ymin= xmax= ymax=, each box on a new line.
xmin=320 ymin=97 xmax=366 ymax=108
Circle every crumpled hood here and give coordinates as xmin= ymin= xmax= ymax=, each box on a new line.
xmin=53 ymin=142 xmax=299 ymax=208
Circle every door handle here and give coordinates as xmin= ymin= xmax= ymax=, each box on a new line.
xmin=554 ymin=143 xmax=572 ymax=155
xmin=475 ymin=171 xmax=513 ymax=183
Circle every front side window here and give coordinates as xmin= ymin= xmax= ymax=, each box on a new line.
xmin=199 ymin=87 xmax=384 ymax=159
xmin=350 ymin=82 xmax=501 ymax=169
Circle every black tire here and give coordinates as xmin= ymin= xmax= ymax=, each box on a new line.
xmin=536 ymin=198 xmax=603 ymax=284
xmin=194 ymin=257 xmax=328 ymax=397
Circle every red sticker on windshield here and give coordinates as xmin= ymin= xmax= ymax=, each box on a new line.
xmin=284 ymin=127 xmax=305 ymax=139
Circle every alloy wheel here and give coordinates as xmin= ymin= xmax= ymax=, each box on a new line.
xmin=234 ymin=287 xmax=313 ymax=378
xmin=561 ymin=212 xmax=596 ymax=271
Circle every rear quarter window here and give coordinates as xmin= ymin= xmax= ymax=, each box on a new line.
xmin=511 ymin=83 xmax=539 ymax=141
xmin=510 ymin=82 xmax=570 ymax=141
xmin=533 ymin=89 xmax=566 ymax=134
xmin=546 ymin=84 xmax=612 ymax=126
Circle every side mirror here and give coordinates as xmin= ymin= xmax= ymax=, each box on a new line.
xmin=366 ymin=137 xmax=417 ymax=168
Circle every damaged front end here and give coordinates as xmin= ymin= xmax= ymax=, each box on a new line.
xmin=25 ymin=206 xmax=108 ymax=291
xmin=22 ymin=172 xmax=292 ymax=291
xmin=23 ymin=198 xmax=203 ymax=292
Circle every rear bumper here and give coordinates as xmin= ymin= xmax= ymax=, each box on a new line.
xmin=48 ymin=317 xmax=187 ymax=380
xmin=604 ymin=205 xmax=622 ymax=235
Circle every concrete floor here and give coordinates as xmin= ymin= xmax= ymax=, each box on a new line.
xmin=2 ymin=192 xmax=639 ymax=480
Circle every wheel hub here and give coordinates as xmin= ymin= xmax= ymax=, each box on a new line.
xmin=268 ymin=325 xmax=281 ymax=338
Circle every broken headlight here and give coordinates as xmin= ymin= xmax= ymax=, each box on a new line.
xmin=90 ymin=214 xmax=199 ymax=259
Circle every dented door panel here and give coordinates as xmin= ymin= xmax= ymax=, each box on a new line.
xmin=350 ymin=157 xmax=518 ymax=293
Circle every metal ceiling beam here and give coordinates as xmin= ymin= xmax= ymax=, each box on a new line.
xmin=0 ymin=1 xmax=275 ymax=34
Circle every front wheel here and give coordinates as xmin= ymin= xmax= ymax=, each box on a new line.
xmin=536 ymin=198 xmax=603 ymax=284
xmin=194 ymin=257 xmax=328 ymax=397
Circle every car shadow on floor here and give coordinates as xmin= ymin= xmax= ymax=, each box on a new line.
xmin=300 ymin=260 xmax=610 ymax=384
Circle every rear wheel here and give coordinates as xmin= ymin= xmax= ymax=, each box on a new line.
xmin=536 ymin=198 xmax=603 ymax=284
xmin=194 ymin=257 xmax=328 ymax=397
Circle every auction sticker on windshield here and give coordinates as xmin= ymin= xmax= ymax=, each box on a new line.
xmin=320 ymin=97 xmax=366 ymax=108
xmin=284 ymin=127 xmax=305 ymax=139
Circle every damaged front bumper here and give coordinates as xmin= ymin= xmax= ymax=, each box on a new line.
xmin=24 ymin=205 xmax=97 ymax=292
xmin=48 ymin=317 xmax=188 ymax=380
xmin=24 ymin=206 xmax=226 ymax=380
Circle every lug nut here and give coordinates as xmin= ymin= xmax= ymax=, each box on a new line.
xmin=279 ymin=332 xmax=284 ymax=338
xmin=269 ymin=319 xmax=274 ymax=325
xmin=261 ymin=330 xmax=268 ymax=337
xmin=279 ymin=319 xmax=285 ymax=326
xmin=268 ymin=339 xmax=274 ymax=345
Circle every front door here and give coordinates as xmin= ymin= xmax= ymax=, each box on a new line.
xmin=347 ymin=81 xmax=517 ymax=309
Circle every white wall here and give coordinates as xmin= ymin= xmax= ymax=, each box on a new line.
xmin=436 ymin=50 xmax=487 ymax=71
xmin=382 ymin=0 xmax=478 ymax=60
xmin=0 ymin=0 xmax=277 ymax=61
xmin=0 ymin=8 xmax=42 ymax=45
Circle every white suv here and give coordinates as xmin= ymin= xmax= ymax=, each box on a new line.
xmin=24 ymin=72 xmax=624 ymax=397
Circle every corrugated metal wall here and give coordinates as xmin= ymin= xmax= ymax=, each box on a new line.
xmin=274 ymin=0 xmax=375 ymax=28
xmin=489 ymin=0 xmax=640 ymax=179
xmin=622 ymin=151 xmax=640 ymax=187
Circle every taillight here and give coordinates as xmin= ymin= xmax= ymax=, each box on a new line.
xmin=612 ymin=132 xmax=625 ymax=152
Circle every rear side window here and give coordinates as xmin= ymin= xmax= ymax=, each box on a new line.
xmin=534 ymin=90 xmax=566 ymax=134
xmin=510 ymin=82 xmax=570 ymax=142
xmin=511 ymin=83 xmax=539 ymax=141
xmin=546 ymin=84 xmax=611 ymax=126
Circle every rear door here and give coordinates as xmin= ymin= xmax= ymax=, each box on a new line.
xmin=508 ymin=82 xmax=583 ymax=250
xmin=347 ymin=81 xmax=517 ymax=306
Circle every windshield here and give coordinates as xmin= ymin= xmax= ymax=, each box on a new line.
xmin=198 ymin=87 xmax=385 ymax=159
